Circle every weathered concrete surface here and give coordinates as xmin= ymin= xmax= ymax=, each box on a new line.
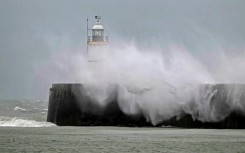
xmin=47 ymin=84 xmax=81 ymax=125
xmin=47 ymin=84 xmax=151 ymax=127
xmin=47 ymin=83 xmax=245 ymax=128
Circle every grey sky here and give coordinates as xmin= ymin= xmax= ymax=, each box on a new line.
xmin=0 ymin=0 xmax=245 ymax=99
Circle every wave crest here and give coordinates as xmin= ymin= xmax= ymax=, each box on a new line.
xmin=0 ymin=116 xmax=56 ymax=127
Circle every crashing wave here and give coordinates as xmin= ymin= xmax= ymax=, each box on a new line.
xmin=0 ymin=116 xmax=56 ymax=127
xmin=14 ymin=106 xmax=27 ymax=112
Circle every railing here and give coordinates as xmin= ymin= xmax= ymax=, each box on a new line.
xmin=87 ymin=36 xmax=108 ymax=43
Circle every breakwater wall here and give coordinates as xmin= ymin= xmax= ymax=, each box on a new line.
xmin=47 ymin=84 xmax=245 ymax=128
xmin=47 ymin=84 xmax=151 ymax=126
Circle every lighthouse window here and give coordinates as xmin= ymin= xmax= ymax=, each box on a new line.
xmin=93 ymin=30 xmax=103 ymax=36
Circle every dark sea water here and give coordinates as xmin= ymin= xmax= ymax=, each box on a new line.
xmin=0 ymin=127 xmax=245 ymax=153
xmin=0 ymin=99 xmax=244 ymax=153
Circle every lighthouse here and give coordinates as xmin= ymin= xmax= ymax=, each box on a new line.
xmin=86 ymin=16 xmax=109 ymax=81
xmin=87 ymin=16 xmax=108 ymax=63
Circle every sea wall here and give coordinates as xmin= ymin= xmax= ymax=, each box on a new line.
xmin=47 ymin=84 xmax=81 ymax=125
xmin=47 ymin=83 xmax=245 ymax=128
xmin=47 ymin=84 xmax=151 ymax=126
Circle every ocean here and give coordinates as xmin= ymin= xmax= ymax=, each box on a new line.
xmin=0 ymin=99 xmax=244 ymax=153
xmin=0 ymin=99 xmax=53 ymax=127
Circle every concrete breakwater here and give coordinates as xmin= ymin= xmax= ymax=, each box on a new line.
xmin=47 ymin=84 xmax=151 ymax=127
xmin=47 ymin=84 xmax=245 ymax=128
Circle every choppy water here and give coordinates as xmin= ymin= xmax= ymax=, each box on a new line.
xmin=0 ymin=127 xmax=244 ymax=153
xmin=0 ymin=99 xmax=55 ymax=127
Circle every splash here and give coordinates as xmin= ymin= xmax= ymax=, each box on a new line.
xmin=0 ymin=116 xmax=56 ymax=127
xmin=36 ymin=40 xmax=245 ymax=125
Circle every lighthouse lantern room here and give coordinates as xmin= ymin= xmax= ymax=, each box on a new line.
xmin=87 ymin=16 xmax=108 ymax=46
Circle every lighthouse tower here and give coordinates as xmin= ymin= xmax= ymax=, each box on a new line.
xmin=87 ymin=16 xmax=108 ymax=63
xmin=87 ymin=16 xmax=109 ymax=80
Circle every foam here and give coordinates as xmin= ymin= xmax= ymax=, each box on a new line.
xmin=14 ymin=106 xmax=27 ymax=112
xmin=0 ymin=116 xmax=56 ymax=127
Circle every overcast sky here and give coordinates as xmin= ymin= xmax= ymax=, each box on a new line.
xmin=0 ymin=0 xmax=245 ymax=99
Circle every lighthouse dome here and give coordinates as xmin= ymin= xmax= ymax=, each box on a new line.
xmin=92 ymin=23 xmax=104 ymax=30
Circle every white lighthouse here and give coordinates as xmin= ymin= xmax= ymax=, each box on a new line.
xmin=87 ymin=16 xmax=109 ymax=80
xmin=87 ymin=16 xmax=108 ymax=63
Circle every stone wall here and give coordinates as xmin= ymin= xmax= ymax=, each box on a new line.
xmin=47 ymin=83 xmax=245 ymax=128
